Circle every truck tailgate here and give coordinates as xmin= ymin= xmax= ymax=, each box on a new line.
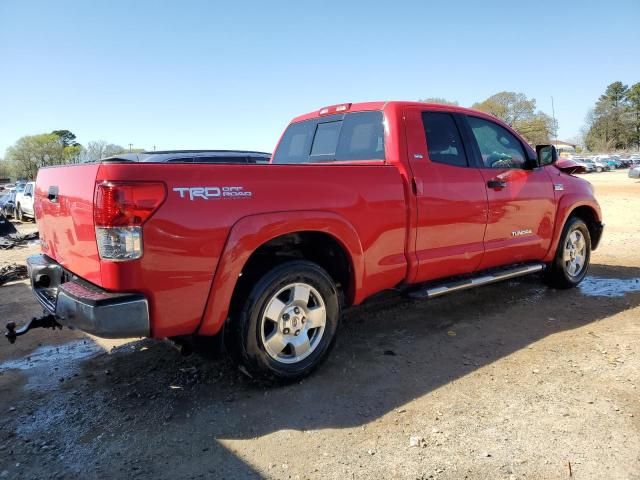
xmin=35 ymin=165 xmax=102 ymax=285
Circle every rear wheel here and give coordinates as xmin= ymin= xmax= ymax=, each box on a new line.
xmin=15 ymin=205 xmax=22 ymax=222
xmin=544 ymin=216 xmax=591 ymax=289
xmin=227 ymin=260 xmax=340 ymax=383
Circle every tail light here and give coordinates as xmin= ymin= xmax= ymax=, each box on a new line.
xmin=94 ymin=182 xmax=166 ymax=261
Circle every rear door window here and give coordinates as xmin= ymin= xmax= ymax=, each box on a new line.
xmin=421 ymin=112 xmax=468 ymax=167
xmin=273 ymin=111 xmax=385 ymax=163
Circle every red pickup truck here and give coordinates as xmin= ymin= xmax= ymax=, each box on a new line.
xmin=16 ymin=102 xmax=603 ymax=382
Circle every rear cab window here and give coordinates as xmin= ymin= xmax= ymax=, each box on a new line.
xmin=272 ymin=111 xmax=385 ymax=164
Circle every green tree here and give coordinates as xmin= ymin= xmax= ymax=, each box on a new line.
xmin=602 ymin=81 xmax=628 ymax=108
xmin=419 ymin=97 xmax=459 ymax=106
xmin=472 ymin=92 xmax=536 ymax=127
xmin=585 ymin=81 xmax=631 ymax=151
xmin=5 ymin=133 xmax=68 ymax=179
xmin=626 ymin=82 xmax=640 ymax=151
xmin=0 ymin=159 xmax=11 ymax=180
xmin=51 ymin=129 xmax=80 ymax=147
xmin=472 ymin=91 xmax=555 ymax=144
xmin=515 ymin=112 xmax=557 ymax=146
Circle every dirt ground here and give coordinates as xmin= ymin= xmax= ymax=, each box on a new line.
xmin=1 ymin=170 xmax=639 ymax=480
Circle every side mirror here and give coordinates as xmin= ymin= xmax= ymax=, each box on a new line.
xmin=536 ymin=144 xmax=558 ymax=167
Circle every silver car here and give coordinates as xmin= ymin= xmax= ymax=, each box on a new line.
xmin=629 ymin=165 xmax=640 ymax=179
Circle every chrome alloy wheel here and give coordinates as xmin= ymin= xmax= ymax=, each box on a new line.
xmin=260 ymin=282 xmax=327 ymax=364
xmin=563 ymin=229 xmax=586 ymax=277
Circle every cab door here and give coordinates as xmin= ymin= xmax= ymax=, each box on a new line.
xmin=405 ymin=107 xmax=488 ymax=283
xmin=461 ymin=115 xmax=556 ymax=270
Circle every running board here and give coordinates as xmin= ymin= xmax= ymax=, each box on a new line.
xmin=407 ymin=263 xmax=546 ymax=299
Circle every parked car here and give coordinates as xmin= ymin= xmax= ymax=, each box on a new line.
xmin=14 ymin=181 xmax=35 ymax=221
xmin=1 ymin=190 xmax=17 ymax=218
xmin=572 ymin=158 xmax=595 ymax=173
xmin=629 ymin=165 xmax=640 ymax=178
xmin=598 ymin=157 xmax=617 ymax=170
xmin=618 ymin=158 xmax=632 ymax=168
xmin=583 ymin=159 xmax=605 ymax=172
xmin=16 ymin=101 xmax=603 ymax=382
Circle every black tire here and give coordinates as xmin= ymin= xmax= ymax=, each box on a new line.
xmin=544 ymin=216 xmax=591 ymax=289
xmin=227 ymin=260 xmax=341 ymax=383
xmin=15 ymin=205 xmax=22 ymax=222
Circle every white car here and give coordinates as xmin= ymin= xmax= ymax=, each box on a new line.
xmin=15 ymin=181 xmax=35 ymax=221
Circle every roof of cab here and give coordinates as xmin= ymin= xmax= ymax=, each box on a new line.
xmin=289 ymin=101 xmax=495 ymax=124
xmin=101 ymin=150 xmax=271 ymax=163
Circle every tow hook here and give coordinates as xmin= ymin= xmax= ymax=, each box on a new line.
xmin=5 ymin=314 xmax=62 ymax=344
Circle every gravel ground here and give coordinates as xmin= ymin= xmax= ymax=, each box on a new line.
xmin=0 ymin=170 xmax=639 ymax=480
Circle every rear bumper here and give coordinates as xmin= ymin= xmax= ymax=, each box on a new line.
xmin=27 ymin=254 xmax=150 ymax=338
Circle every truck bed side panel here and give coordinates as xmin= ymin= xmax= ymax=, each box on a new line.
xmin=96 ymin=163 xmax=408 ymax=338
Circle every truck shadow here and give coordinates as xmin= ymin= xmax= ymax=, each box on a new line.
xmin=4 ymin=263 xmax=640 ymax=478
xmin=203 ymin=262 xmax=638 ymax=437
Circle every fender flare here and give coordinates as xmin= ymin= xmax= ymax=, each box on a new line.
xmin=543 ymin=195 xmax=602 ymax=263
xmin=197 ymin=210 xmax=365 ymax=335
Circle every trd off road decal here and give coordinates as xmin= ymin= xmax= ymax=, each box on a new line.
xmin=173 ymin=186 xmax=252 ymax=200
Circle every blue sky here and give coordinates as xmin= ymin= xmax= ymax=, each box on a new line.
xmin=1 ymin=0 xmax=639 ymax=155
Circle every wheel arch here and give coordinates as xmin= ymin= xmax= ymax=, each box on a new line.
xmin=197 ymin=211 xmax=365 ymax=336
xmin=569 ymin=205 xmax=603 ymax=249
xmin=544 ymin=197 xmax=603 ymax=262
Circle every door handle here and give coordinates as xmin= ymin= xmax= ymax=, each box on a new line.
xmin=487 ymin=179 xmax=507 ymax=189
xmin=48 ymin=186 xmax=59 ymax=203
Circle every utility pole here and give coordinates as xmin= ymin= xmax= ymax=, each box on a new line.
xmin=128 ymin=143 xmax=133 ymax=152
xmin=551 ymin=96 xmax=558 ymax=146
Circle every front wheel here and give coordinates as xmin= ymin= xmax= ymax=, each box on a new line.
xmin=15 ymin=205 xmax=23 ymax=222
xmin=545 ymin=217 xmax=591 ymax=289
xmin=227 ymin=260 xmax=341 ymax=383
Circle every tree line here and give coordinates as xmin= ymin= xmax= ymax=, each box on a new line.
xmin=424 ymin=83 xmax=640 ymax=153
xmin=583 ymin=81 xmax=640 ymax=152
xmin=421 ymin=92 xmax=558 ymax=146
xmin=2 ymin=84 xmax=637 ymax=180
xmin=0 ymin=131 xmax=129 ymax=180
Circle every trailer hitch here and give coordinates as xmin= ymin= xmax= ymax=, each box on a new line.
xmin=5 ymin=314 xmax=62 ymax=344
